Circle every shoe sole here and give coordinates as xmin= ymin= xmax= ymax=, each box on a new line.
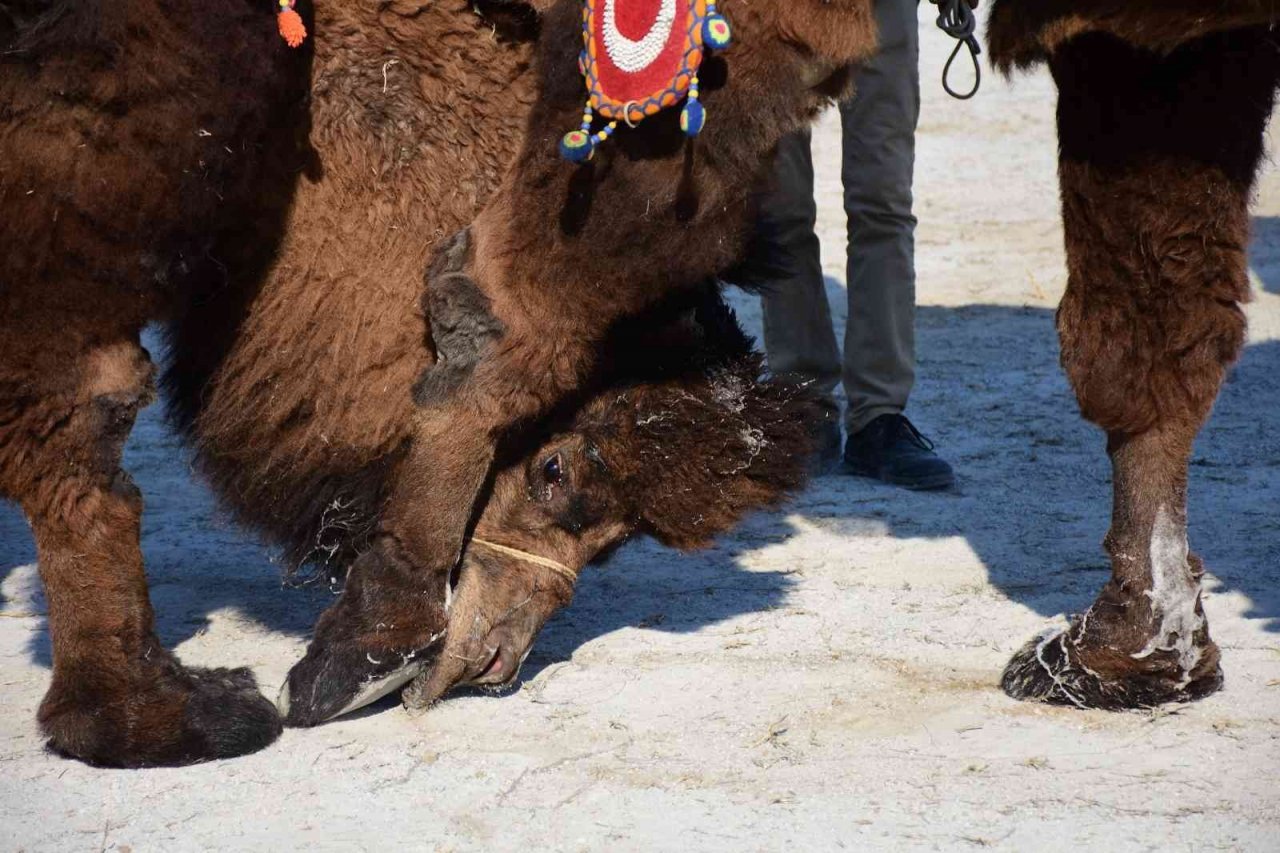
xmin=844 ymin=463 xmax=955 ymax=492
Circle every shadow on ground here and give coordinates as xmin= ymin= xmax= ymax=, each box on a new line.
xmin=3 ymin=301 xmax=1277 ymax=683
xmin=804 ymin=303 xmax=1278 ymax=630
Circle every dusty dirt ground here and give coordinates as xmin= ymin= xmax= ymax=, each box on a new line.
xmin=3 ymin=13 xmax=1279 ymax=852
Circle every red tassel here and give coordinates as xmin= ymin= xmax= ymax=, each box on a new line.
xmin=278 ymin=8 xmax=306 ymax=48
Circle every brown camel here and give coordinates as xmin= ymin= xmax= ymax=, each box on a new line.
xmin=297 ymin=0 xmax=1280 ymax=717
xmin=283 ymin=0 xmax=883 ymax=719
xmin=12 ymin=0 xmax=1262 ymax=770
xmin=0 ymin=0 xmax=823 ymax=767
xmin=986 ymin=1 xmax=1280 ymax=707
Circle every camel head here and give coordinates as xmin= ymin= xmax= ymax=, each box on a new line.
xmin=405 ymin=297 xmax=819 ymax=702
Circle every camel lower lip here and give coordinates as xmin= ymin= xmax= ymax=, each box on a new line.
xmin=478 ymin=649 xmax=504 ymax=681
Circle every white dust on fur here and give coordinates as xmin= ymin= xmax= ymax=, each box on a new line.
xmin=1130 ymin=506 xmax=1204 ymax=685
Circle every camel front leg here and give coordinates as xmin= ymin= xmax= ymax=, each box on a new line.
xmin=1 ymin=334 xmax=281 ymax=765
xmin=1005 ymin=426 xmax=1223 ymax=708
xmin=1003 ymin=28 xmax=1280 ymax=709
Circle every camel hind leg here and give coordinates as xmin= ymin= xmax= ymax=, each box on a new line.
xmin=0 ymin=327 xmax=281 ymax=766
xmin=1002 ymin=27 xmax=1280 ymax=709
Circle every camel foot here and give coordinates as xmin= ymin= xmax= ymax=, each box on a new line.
xmin=280 ymin=539 xmax=448 ymax=726
xmin=40 ymin=651 xmax=281 ymax=768
xmin=1002 ymin=621 xmax=1223 ymax=711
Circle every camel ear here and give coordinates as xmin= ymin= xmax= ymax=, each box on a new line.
xmin=617 ymin=360 xmax=819 ymax=550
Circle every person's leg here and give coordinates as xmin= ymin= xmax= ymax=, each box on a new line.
xmin=840 ymin=0 xmax=919 ymax=431
xmin=758 ymin=131 xmax=842 ymax=398
xmin=840 ymin=0 xmax=953 ymax=489
xmin=755 ymin=130 xmax=843 ymax=465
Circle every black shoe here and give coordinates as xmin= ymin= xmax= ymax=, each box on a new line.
xmin=807 ymin=398 xmax=843 ymax=476
xmin=844 ymin=414 xmax=955 ymax=491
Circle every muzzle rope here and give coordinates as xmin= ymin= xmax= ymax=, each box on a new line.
xmin=469 ymin=537 xmax=579 ymax=586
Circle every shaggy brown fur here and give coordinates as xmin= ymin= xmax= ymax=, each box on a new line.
xmin=0 ymin=0 xmax=301 ymax=768
xmin=294 ymin=0 xmax=882 ymax=715
xmin=171 ymin=0 xmax=542 ymax=576
xmin=992 ymin=16 xmax=1280 ymax=707
xmin=0 ymin=0 xmax=822 ymax=765
xmin=987 ymin=0 xmax=1280 ymax=71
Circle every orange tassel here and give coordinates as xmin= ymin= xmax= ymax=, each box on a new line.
xmin=278 ymin=8 xmax=306 ymax=48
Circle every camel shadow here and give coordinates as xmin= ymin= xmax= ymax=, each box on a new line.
xmin=0 ymin=328 xmax=793 ymax=672
xmin=509 ymin=292 xmax=1280 ymax=684
xmin=733 ymin=296 xmax=1280 ymax=638
xmin=3 ymin=300 xmax=1276 ymax=681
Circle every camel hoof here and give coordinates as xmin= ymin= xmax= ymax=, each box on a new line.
xmin=280 ymin=641 xmax=437 ymax=727
xmin=40 ymin=661 xmax=281 ymax=768
xmin=1001 ymin=627 xmax=1224 ymax=711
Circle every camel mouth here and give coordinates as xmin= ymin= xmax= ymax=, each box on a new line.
xmin=467 ymin=645 xmax=515 ymax=686
xmin=461 ymin=639 xmax=535 ymax=690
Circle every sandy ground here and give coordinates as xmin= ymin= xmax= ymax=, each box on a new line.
xmin=3 ymin=12 xmax=1279 ymax=852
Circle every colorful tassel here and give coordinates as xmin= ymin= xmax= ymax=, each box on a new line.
xmin=277 ymin=0 xmax=307 ymax=48
xmin=680 ymin=87 xmax=705 ymax=137
xmin=702 ymin=12 xmax=731 ymax=50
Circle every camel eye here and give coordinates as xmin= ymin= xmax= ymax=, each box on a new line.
xmin=542 ymin=454 xmax=563 ymax=485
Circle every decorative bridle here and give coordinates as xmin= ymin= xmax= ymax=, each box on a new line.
xmin=560 ymin=0 xmax=732 ymax=162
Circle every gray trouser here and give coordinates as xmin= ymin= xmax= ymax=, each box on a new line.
xmin=759 ymin=0 xmax=920 ymax=434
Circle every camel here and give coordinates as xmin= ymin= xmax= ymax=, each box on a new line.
xmin=8 ymin=0 xmax=1270 ymax=769
xmin=0 ymin=0 xmax=826 ymax=767
xmin=280 ymin=0 xmax=884 ymax=722
xmin=296 ymin=0 xmax=1280 ymax=716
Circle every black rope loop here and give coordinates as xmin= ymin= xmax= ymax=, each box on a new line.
xmin=930 ymin=0 xmax=982 ymax=100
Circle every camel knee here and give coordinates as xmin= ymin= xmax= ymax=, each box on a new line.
xmin=65 ymin=340 xmax=153 ymax=478
xmin=1 ymin=339 xmax=154 ymax=519
xmin=1057 ymin=286 xmax=1245 ymax=435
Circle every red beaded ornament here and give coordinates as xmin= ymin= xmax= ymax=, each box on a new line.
xmin=560 ymin=0 xmax=731 ymax=163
